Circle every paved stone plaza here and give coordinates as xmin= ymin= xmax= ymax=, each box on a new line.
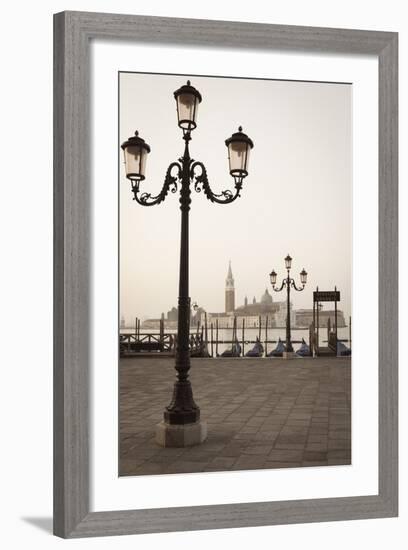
xmin=120 ymin=357 xmax=351 ymax=476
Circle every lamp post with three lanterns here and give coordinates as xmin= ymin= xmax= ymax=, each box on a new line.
xmin=121 ymin=80 xmax=254 ymax=446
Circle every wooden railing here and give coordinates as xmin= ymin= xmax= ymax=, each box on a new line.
xmin=119 ymin=332 xmax=206 ymax=357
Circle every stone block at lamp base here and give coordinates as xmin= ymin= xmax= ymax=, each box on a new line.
xmin=282 ymin=351 xmax=296 ymax=359
xmin=155 ymin=420 xmax=208 ymax=447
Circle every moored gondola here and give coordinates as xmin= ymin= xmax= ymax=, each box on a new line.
xmin=191 ymin=345 xmax=211 ymax=358
xmin=220 ymin=341 xmax=242 ymax=357
xmin=337 ymin=341 xmax=351 ymax=356
xmin=296 ymin=338 xmax=311 ymax=357
xmin=267 ymin=337 xmax=285 ymax=357
xmin=245 ymin=337 xmax=264 ymax=357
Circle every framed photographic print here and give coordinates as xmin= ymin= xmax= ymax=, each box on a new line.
xmin=53 ymin=11 xmax=398 ymax=538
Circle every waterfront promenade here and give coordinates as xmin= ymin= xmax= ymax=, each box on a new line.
xmin=120 ymin=357 xmax=351 ymax=476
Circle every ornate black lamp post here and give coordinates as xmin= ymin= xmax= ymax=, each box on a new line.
xmin=269 ymin=255 xmax=307 ymax=354
xmin=121 ymin=81 xmax=254 ymax=446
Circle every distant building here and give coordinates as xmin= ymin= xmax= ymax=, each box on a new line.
xmin=142 ymin=305 xmax=191 ymax=330
xmin=142 ymin=262 xmax=347 ymax=330
xmin=294 ymin=308 xmax=346 ymax=328
xmin=142 ymin=318 xmax=162 ymax=329
xmin=199 ymin=263 xmax=292 ymax=328
xmin=225 ymin=261 xmax=235 ymax=313
xmin=199 ymin=263 xmax=346 ymax=329
xmin=167 ymin=307 xmax=178 ymax=322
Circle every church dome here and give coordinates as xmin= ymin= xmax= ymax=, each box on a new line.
xmin=261 ymin=288 xmax=273 ymax=304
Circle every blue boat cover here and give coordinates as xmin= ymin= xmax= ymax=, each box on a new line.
xmin=296 ymin=338 xmax=311 ymax=357
xmin=267 ymin=337 xmax=286 ymax=357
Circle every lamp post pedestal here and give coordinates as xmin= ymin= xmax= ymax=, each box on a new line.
xmin=155 ymin=420 xmax=208 ymax=447
xmin=282 ymin=351 xmax=295 ymax=360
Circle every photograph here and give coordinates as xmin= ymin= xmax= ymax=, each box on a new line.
xmin=119 ymin=71 xmax=352 ymax=476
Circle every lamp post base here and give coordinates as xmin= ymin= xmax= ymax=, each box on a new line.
xmin=282 ymin=351 xmax=296 ymax=359
xmin=155 ymin=420 xmax=207 ymax=448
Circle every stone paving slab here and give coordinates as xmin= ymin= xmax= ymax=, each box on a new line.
xmin=120 ymin=357 xmax=351 ymax=476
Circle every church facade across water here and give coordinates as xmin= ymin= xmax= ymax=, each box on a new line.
xmin=200 ymin=262 xmax=293 ymax=329
xmin=198 ymin=262 xmax=346 ymax=329
xmin=140 ymin=262 xmax=346 ymax=330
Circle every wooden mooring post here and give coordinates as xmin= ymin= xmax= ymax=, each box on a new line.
xmin=232 ymin=316 xmax=238 ymax=355
xmin=159 ymin=318 xmax=164 ymax=346
xmin=210 ymin=323 xmax=214 ymax=357
xmin=334 ymin=286 xmax=338 ymax=349
xmin=265 ymin=316 xmax=268 ymax=356
xmin=216 ymin=319 xmax=219 ymax=356
xmin=242 ymin=318 xmax=245 ymax=357
xmin=204 ymin=312 xmax=208 ymax=351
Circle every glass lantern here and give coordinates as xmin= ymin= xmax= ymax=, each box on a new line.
xmin=225 ymin=126 xmax=254 ymax=179
xmin=300 ymin=269 xmax=308 ymax=286
xmin=121 ymin=131 xmax=151 ymax=181
xmin=285 ymin=255 xmax=292 ymax=270
xmin=173 ymin=80 xmax=202 ymax=131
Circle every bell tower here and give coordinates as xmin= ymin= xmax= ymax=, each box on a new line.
xmin=225 ymin=261 xmax=235 ymax=314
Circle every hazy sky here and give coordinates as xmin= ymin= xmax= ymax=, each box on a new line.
xmin=119 ymin=72 xmax=351 ymax=322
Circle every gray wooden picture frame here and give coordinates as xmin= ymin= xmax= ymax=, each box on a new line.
xmin=53 ymin=11 xmax=398 ymax=538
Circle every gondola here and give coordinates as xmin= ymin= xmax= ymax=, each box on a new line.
xmin=337 ymin=341 xmax=351 ymax=356
xmin=220 ymin=341 xmax=241 ymax=357
xmin=296 ymin=338 xmax=311 ymax=357
xmin=190 ymin=346 xmax=211 ymax=358
xmin=245 ymin=337 xmax=264 ymax=357
xmin=267 ymin=337 xmax=285 ymax=357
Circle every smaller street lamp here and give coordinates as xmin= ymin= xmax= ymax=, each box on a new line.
xmin=270 ymin=255 xmax=308 ymax=354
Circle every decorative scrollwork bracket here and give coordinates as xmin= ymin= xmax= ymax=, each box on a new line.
xmin=291 ymin=279 xmax=305 ymax=292
xmin=190 ymin=161 xmax=242 ymax=205
xmin=273 ymin=277 xmax=305 ymax=293
xmin=131 ymin=162 xmax=181 ymax=206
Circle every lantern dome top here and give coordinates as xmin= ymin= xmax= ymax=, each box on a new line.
xmin=121 ymin=130 xmax=151 ymax=153
xmin=173 ymin=80 xmax=202 ymax=103
xmin=225 ymin=126 xmax=254 ymax=149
